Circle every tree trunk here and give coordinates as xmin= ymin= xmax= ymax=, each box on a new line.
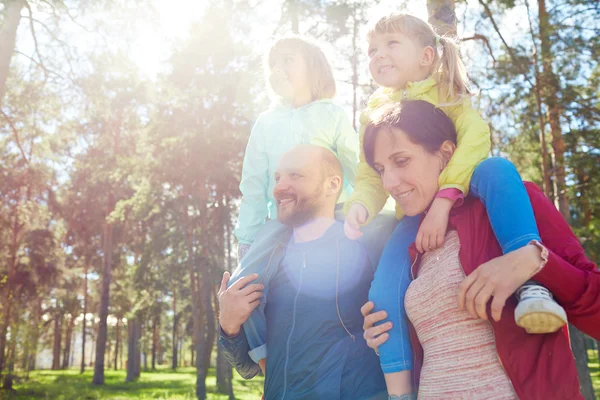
xmin=114 ymin=319 xmax=120 ymax=371
xmin=93 ymin=192 xmax=115 ymax=385
xmin=81 ymin=259 xmax=89 ymax=373
xmin=27 ymin=297 xmax=42 ymax=372
xmin=0 ymin=0 xmax=25 ymax=107
xmin=185 ymin=207 xmax=208 ymax=400
xmin=151 ymin=317 xmax=158 ymax=370
xmin=62 ymin=316 xmax=74 ymax=369
xmin=142 ymin=327 xmax=148 ymax=372
xmin=538 ymin=0 xmax=569 ymax=215
xmin=537 ymin=1 xmax=594 ymax=398
xmin=215 ymin=284 xmax=233 ymax=398
xmin=52 ymin=315 xmax=62 ymax=370
xmin=569 ymin=325 xmax=596 ymax=400
xmin=427 ymin=0 xmax=457 ymax=36
xmin=287 ymin=0 xmax=299 ymax=33
xmin=352 ymin=7 xmax=360 ymax=131
xmin=126 ymin=317 xmax=141 ymax=382
xmin=6 ymin=319 xmax=19 ymax=373
xmin=0 ymin=199 xmax=23 ymax=377
xmin=172 ymin=289 xmax=178 ymax=370
xmin=202 ymin=279 xmax=215 ymax=375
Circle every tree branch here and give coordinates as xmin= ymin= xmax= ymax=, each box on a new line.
xmin=0 ymin=108 xmax=30 ymax=165
xmin=461 ymin=33 xmax=496 ymax=65
xmin=478 ymin=0 xmax=534 ymax=88
xmin=24 ymin=1 xmax=49 ymax=81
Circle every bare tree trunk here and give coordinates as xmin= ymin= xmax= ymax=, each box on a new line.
xmin=427 ymin=0 xmax=457 ymax=36
xmin=215 ymin=283 xmax=233 ymax=398
xmin=0 ymin=199 xmax=23 ymax=377
xmin=287 ymin=0 xmax=299 ymax=33
xmin=81 ymin=259 xmax=89 ymax=373
xmin=538 ymin=0 xmax=568 ymax=215
xmin=52 ymin=315 xmax=62 ymax=370
xmin=120 ymin=324 xmax=124 ymax=370
xmin=114 ymin=319 xmax=120 ymax=371
xmin=524 ymin=0 xmax=552 ymax=196
xmin=536 ymin=1 xmax=593 ymax=398
xmin=0 ymin=0 xmax=25 ymax=107
xmin=151 ymin=317 xmax=158 ymax=370
xmin=569 ymin=325 xmax=596 ymax=400
xmin=351 ymin=10 xmax=358 ymax=131
xmin=93 ymin=192 xmax=115 ymax=385
xmin=172 ymin=289 xmax=178 ymax=370
xmin=6 ymin=319 xmax=18 ymax=373
xmin=62 ymin=316 xmax=74 ymax=369
xmin=126 ymin=317 xmax=141 ymax=382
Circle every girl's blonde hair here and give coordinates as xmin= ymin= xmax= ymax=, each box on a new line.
xmin=264 ymin=36 xmax=336 ymax=100
xmin=366 ymin=13 xmax=472 ymax=104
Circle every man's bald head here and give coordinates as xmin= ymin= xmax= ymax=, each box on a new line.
xmin=282 ymin=144 xmax=344 ymax=196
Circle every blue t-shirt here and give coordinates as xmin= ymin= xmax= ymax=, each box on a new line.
xmin=263 ymin=222 xmax=387 ymax=400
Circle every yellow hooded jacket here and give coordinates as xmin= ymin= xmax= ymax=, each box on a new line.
xmin=345 ymin=76 xmax=491 ymax=224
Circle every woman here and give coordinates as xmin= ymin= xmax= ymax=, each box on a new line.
xmin=361 ymin=100 xmax=600 ymax=399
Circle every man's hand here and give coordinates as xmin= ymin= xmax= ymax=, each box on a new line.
xmin=457 ymin=244 xmax=543 ymax=322
xmin=344 ymin=203 xmax=369 ymax=240
xmin=218 ymin=271 xmax=264 ymax=337
xmin=415 ymin=197 xmax=453 ymax=253
xmin=361 ymin=301 xmax=392 ymax=354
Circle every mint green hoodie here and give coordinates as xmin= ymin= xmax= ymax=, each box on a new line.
xmin=235 ymin=99 xmax=359 ymax=245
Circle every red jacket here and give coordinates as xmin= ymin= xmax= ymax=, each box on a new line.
xmin=408 ymin=182 xmax=600 ymax=400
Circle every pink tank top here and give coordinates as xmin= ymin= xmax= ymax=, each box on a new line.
xmin=405 ymin=231 xmax=517 ymax=400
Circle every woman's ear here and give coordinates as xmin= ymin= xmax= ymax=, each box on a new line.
xmin=438 ymin=140 xmax=456 ymax=170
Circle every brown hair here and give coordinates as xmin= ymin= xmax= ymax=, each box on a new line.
xmin=366 ymin=13 xmax=472 ymax=105
xmin=363 ymin=100 xmax=457 ymax=169
xmin=265 ymin=36 xmax=336 ymax=100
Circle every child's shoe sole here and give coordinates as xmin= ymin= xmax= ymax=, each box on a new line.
xmin=515 ymin=299 xmax=567 ymax=334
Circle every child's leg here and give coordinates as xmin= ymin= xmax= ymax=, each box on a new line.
xmin=368 ymin=215 xmax=420 ymax=396
xmin=470 ymin=157 xmax=566 ymax=333
xmin=229 ymin=221 xmax=288 ymax=363
xmin=470 ymin=157 xmax=541 ymax=253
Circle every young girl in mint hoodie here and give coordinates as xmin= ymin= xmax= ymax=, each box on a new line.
xmin=235 ymin=36 xmax=359 ymax=260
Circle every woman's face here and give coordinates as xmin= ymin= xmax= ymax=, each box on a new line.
xmin=371 ymin=127 xmax=451 ymax=216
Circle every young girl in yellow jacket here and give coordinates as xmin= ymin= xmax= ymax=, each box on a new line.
xmin=346 ymin=13 xmax=567 ymax=400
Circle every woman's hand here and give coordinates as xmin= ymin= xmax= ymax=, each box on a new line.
xmin=457 ymin=244 xmax=544 ymax=322
xmin=218 ymin=272 xmax=264 ymax=337
xmin=415 ymin=197 xmax=453 ymax=253
xmin=361 ymin=301 xmax=393 ymax=353
xmin=344 ymin=203 xmax=369 ymax=240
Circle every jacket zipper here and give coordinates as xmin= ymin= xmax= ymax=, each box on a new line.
xmin=335 ymin=240 xmax=355 ymax=341
xmin=280 ymin=251 xmax=306 ymax=400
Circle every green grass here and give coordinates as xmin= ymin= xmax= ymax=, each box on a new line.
xmin=1 ymin=367 xmax=264 ymax=400
xmin=1 ymin=354 xmax=598 ymax=400
xmin=590 ymin=349 xmax=600 ymax=397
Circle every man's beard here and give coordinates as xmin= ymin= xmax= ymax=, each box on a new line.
xmin=277 ymin=186 xmax=324 ymax=227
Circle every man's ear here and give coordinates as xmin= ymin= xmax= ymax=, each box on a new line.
xmin=326 ymin=175 xmax=342 ymax=197
xmin=438 ymin=140 xmax=456 ymax=170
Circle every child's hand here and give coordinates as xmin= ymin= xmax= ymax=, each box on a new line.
xmin=344 ymin=203 xmax=369 ymax=240
xmin=415 ymin=197 xmax=454 ymax=253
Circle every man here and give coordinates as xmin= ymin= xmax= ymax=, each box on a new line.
xmin=218 ymin=144 xmax=388 ymax=399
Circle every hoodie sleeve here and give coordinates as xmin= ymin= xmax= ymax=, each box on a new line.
xmin=218 ymin=327 xmax=262 ymax=379
xmin=343 ymin=121 xmax=390 ymax=225
xmin=235 ymin=117 xmax=270 ymax=245
xmin=333 ymin=106 xmax=359 ymax=190
xmin=440 ymin=101 xmax=491 ymax=195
